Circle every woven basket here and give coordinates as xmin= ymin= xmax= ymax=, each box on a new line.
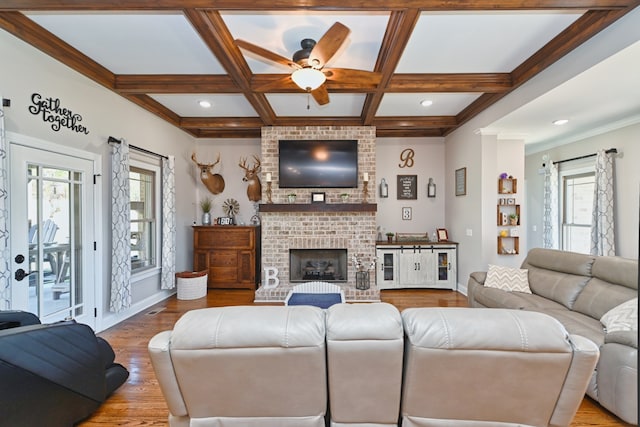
xmin=176 ymin=270 xmax=208 ymax=300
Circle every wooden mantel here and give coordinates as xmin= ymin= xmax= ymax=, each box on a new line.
xmin=259 ymin=203 xmax=377 ymax=213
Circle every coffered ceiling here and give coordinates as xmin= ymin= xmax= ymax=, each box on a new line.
xmin=1 ymin=1 xmax=638 ymax=139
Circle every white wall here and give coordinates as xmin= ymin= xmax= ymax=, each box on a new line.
xmin=526 ymin=122 xmax=640 ymax=259
xmin=375 ymin=137 xmax=446 ymax=239
xmin=0 ymin=30 xmax=197 ymax=330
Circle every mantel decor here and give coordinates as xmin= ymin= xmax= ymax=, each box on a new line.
xmin=259 ymin=203 xmax=377 ymax=213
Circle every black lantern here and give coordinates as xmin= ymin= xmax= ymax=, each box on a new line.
xmin=355 ymin=271 xmax=370 ymax=290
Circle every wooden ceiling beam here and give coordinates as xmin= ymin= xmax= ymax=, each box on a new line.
xmin=373 ymin=116 xmax=457 ymax=128
xmin=388 ymin=74 xmax=513 ymax=93
xmin=3 ymin=0 xmax=634 ymax=11
xmin=511 ymin=8 xmax=636 ymax=87
xmin=115 ymin=75 xmax=240 ymax=94
xmin=184 ymin=9 xmax=277 ymax=125
xmin=362 ymin=9 xmax=421 ymax=125
xmin=180 ymin=117 xmax=265 ymax=129
xmin=0 ymin=12 xmax=115 ymax=89
xmin=124 ymin=94 xmax=182 ymax=127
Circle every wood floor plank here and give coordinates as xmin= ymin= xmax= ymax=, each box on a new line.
xmin=80 ymin=289 xmax=632 ymax=426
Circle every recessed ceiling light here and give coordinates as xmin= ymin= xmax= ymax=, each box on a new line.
xmin=552 ymin=119 xmax=569 ymax=126
xmin=199 ymin=100 xmax=212 ymax=108
xmin=420 ymin=99 xmax=433 ymax=107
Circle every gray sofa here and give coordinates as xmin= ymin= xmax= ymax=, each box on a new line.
xmin=149 ymin=304 xmax=598 ymax=427
xmin=467 ymin=248 xmax=638 ymax=425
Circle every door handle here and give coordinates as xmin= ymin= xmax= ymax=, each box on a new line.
xmin=14 ymin=268 xmax=37 ymax=281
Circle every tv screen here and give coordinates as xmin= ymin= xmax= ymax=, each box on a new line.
xmin=278 ymin=140 xmax=358 ymax=188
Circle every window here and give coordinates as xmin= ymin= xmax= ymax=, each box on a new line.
xmin=561 ymin=170 xmax=595 ymax=254
xmin=129 ymin=161 xmax=160 ymax=272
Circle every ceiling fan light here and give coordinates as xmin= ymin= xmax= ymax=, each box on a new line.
xmin=291 ymin=68 xmax=326 ymax=91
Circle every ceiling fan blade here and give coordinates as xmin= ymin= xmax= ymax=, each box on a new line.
xmin=236 ymin=39 xmax=299 ymax=69
xmin=324 ymin=68 xmax=382 ymax=85
xmin=309 ymin=22 xmax=351 ymax=69
xmin=311 ymin=84 xmax=330 ymax=105
xmin=253 ymin=75 xmax=294 ymax=92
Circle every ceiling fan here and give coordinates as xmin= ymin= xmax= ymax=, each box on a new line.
xmin=235 ymin=22 xmax=381 ymax=106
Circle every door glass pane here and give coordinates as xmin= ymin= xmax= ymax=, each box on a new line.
xmin=27 ymin=163 xmax=82 ymax=320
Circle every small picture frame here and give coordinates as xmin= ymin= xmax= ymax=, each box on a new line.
xmin=311 ymin=192 xmax=325 ymax=203
xmin=437 ymin=228 xmax=449 ymax=242
xmin=507 ymin=198 xmax=516 ymax=205
xmin=455 ymin=167 xmax=466 ymax=196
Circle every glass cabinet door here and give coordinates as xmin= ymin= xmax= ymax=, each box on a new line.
xmin=437 ymin=251 xmax=449 ymax=281
xmin=376 ymin=249 xmax=398 ymax=288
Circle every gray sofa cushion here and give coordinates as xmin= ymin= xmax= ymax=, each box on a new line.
xmin=472 ymin=286 xmax=567 ymax=311
xmin=527 ymin=308 xmax=606 ymax=346
xmin=522 ymin=247 xmax=595 ymax=276
xmin=573 ymin=277 xmax=638 ymax=320
xmin=592 ymin=255 xmax=638 ymax=290
xmin=526 ymin=266 xmax=591 ymax=309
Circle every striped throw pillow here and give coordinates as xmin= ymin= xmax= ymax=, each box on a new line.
xmin=601 ymin=298 xmax=638 ymax=332
xmin=484 ymin=264 xmax=531 ymax=293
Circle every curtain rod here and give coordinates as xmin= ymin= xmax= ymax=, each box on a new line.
xmin=107 ymin=136 xmax=167 ymax=159
xmin=553 ymin=148 xmax=617 ymax=165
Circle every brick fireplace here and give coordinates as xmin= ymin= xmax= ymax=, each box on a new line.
xmin=254 ymin=126 xmax=380 ymax=302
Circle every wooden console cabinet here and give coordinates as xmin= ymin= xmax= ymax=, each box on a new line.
xmin=376 ymin=242 xmax=457 ymax=290
xmin=193 ymin=226 xmax=260 ymax=289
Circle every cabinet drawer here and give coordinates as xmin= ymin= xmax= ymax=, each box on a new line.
xmin=194 ymin=227 xmax=255 ymax=249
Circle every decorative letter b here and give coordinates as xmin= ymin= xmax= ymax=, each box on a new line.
xmin=263 ymin=267 xmax=279 ymax=289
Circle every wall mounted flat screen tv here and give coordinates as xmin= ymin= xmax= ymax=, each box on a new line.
xmin=278 ymin=139 xmax=358 ymax=188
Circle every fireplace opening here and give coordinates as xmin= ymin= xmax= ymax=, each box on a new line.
xmin=289 ymin=249 xmax=348 ymax=282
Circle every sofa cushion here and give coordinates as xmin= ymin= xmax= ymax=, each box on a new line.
xmin=573 ymin=277 xmax=638 ymax=320
xmin=522 ymin=247 xmax=595 ymax=276
xmin=600 ymin=298 xmax=638 ymax=333
xmin=528 ymin=308 xmax=605 ymax=347
xmin=484 ymin=264 xmax=531 ymax=293
xmin=472 ymin=286 xmax=566 ymax=311
xmin=592 ymin=256 xmax=638 ymax=291
xmin=526 ymin=265 xmax=590 ymax=309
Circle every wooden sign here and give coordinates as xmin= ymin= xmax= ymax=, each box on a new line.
xmin=397 ymin=175 xmax=417 ymax=199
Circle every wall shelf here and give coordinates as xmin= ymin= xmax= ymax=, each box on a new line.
xmin=259 ymin=203 xmax=377 ymax=213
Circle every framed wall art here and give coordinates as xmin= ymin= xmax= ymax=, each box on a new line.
xmin=455 ymin=167 xmax=467 ymax=196
xmin=397 ymin=175 xmax=417 ymax=200
xmin=311 ymin=192 xmax=326 ymax=203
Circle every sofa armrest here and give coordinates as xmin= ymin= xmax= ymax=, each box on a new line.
xmin=469 ymin=271 xmax=487 ymax=285
xmin=550 ymin=334 xmax=599 ymax=427
xmin=148 ymin=330 xmax=188 ymax=417
xmin=0 ymin=310 xmax=41 ymax=328
xmin=605 ymin=330 xmax=637 ymax=349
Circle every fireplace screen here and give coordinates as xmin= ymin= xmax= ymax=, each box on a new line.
xmin=289 ymin=249 xmax=348 ymax=282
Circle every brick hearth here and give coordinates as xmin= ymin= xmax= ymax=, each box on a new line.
xmin=254 ymin=126 xmax=380 ymax=303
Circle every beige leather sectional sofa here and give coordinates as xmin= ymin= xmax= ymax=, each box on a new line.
xmin=149 ymin=303 xmax=598 ymax=427
xmin=468 ymin=248 xmax=638 ymax=425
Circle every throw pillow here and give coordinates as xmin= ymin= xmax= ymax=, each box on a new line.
xmin=600 ymin=298 xmax=638 ymax=333
xmin=484 ymin=264 xmax=532 ymax=293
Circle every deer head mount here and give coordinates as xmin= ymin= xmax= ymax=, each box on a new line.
xmin=191 ymin=152 xmax=225 ymax=195
xmin=239 ymin=155 xmax=262 ymax=202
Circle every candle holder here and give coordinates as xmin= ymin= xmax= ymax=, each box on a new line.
xmin=362 ymin=180 xmax=369 ymax=204
xmin=266 ymin=181 xmax=273 ymax=204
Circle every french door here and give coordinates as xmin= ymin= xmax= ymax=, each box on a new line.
xmin=10 ymin=140 xmax=97 ymax=328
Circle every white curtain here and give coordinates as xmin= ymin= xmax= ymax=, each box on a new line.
xmin=543 ymin=160 xmax=559 ymax=249
xmin=591 ymin=150 xmax=616 ymax=256
xmin=110 ymin=139 xmax=132 ymax=312
xmin=0 ymin=97 xmax=10 ymax=309
xmin=161 ymin=155 xmax=176 ymax=289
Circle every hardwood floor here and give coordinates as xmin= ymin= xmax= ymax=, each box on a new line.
xmin=80 ymin=289 xmax=632 ymax=426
